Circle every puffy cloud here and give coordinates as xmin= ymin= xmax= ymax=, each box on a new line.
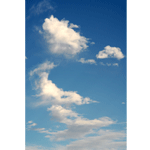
xmin=77 ymin=58 xmax=96 ymax=65
xmin=96 ymin=45 xmax=125 ymax=60
xmin=42 ymin=15 xmax=88 ymax=56
xmin=66 ymin=130 xmax=126 ymax=150
xmin=30 ymin=61 xmax=96 ymax=106
xmin=29 ymin=0 xmax=54 ymax=16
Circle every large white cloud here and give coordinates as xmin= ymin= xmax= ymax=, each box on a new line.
xmin=96 ymin=45 xmax=125 ymax=60
xmin=30 ymin=61 xmax=96 ymax=106
xmin=42 ymin=15 xmax=88 ymax=56
xmin=45 ymin=105 xmax=115 ymax=141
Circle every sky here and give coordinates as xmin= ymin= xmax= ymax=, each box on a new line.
xmin=25 ymin=0 xmax=126 ymax=149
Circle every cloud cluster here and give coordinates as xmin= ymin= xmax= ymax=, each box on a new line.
xmin=77 ymin=58 xmax=96 ymax=65
xmin=30 ymin=61 xmax=96 ymax=106
xmin=28 ymin=61 xmax=126 ymax=149
xmin=96 ymin=45 xmax=125 ymax=60
xmin=42 ymin=15 xmax=88 ymax=56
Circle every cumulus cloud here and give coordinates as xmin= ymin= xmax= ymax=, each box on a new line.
xmin=77 ymin=58 xmax=96 ymax=65
xmin=42 ymin=15 xmax=88 ymax=56
xmin=29 ymin=0 xmax=54 ymax=16
xmin=66 ymin=130 xmax=126 ymax=150
xmin=96 ymin=45 xmax=125 ymax=60
xmin=30 ymin=61 xmax=96 ymax=106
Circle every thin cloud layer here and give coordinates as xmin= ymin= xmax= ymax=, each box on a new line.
xmin=29 ymin=0 xmax=54 ymax=16
xmin=96 ymin=45 xmax=125 ymax=60
xmin=42 ymin=15 xmax=88 ymax=56
xmin=30 ymin=61 xmax=96 ymax=106
xmin=66 ymin=130 xmax=126 ymax=150
xmin=77 ymin=58 xmax=96 ymax=65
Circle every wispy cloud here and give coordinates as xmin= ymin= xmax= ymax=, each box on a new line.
xmin=42 ymin=15 xmax=88 ymax=57
xmin=77 ymin=58 xmax=96 ymax=65
xmin=44 ymin=105 xmax=115 ymax=141
xmin=29 ymin=0 xmax=54 ymax=16
xmin=99 ymin=62 xmax=119 ymax=67
xmin=66 ymin=130 xmax=126 ymax=150
xmin=26 ymin=144 xmax=48 ymax=150
xmin=96 ymin=45 xmax=125 ymax=60
xmin=27 ymin=105 xmax=115 ymax=141
xmin=30 ymin=61 xmax=96 ymax=106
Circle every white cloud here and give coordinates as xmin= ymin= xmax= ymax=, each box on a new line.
xmin=42 ymin=15 xmax=88 ymax=57
xmin=26 ymin=121 xmax=37 ymax=130
xmin=99 ymin=62 xmax=105 ymax=66
xmin=96 ymin=45 xmax=125 ymax=60
xmin=30 ymin=61 xmax=57 ymax=76
xmin=27 ymin=120 xmax=33 ymax=124
xmin=45 ymin=105 xmax=115 ymax=141
xmin=122 ymin=102 xmax=125 ymax=104
xmin=77 ymin=58 xmax=96 ymax=65
xmin=90 ymin=42 xmax=95 ymax=45
xmin=29 ymin=0 xmax=54 ymax=16
xmin=106 ymin=63 xmax=111 ymax=66
xmin=66 ymin=130 xmax=126 ymax=150
xmin=113 ymin=63 xmax=119 ymax=66
xmin=100 ymin=62 xmax=119 ymax=67
xmin=30 ymin=61 xmax=96 ymax=106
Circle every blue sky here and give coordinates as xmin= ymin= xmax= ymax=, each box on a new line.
xmin=25 ymin=0 xmax=126 ymax=149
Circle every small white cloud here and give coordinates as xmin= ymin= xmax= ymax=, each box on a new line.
xmin=96 ymin=45 xmax=125 ymax=60
xmin=25 ymin=56 xmax=27 ymax=59
xmin=27 ymin=120 xmax=32 ymax=124
xmin=42 ymin=15 xmax=88 ymax=57
xmin=90 ymin=42 xmax=95 ymax=45
xmin=106 ymin=63 xmax=111 ymax=66
xmin=99 ymin=62 xmax=105 ymax=66
xmin=113 ymin=63 xmax=119 ymax=66
xmin=122 ymin=102 xmax=125 ymax=104
xmin=77 ymin=58 xmax=96 ymax=65
xmin=26 ymin=121 xmax=37 ymax=130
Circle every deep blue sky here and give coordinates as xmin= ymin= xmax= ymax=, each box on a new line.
xmin=25 ymin=0 xmax=126 ymax=149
